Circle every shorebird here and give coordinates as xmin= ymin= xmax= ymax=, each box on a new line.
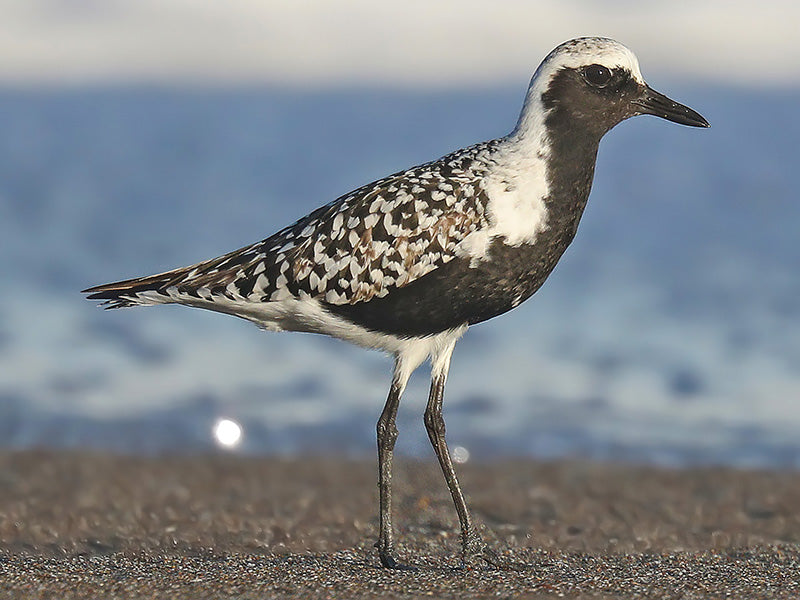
xmin=84 ymin=37 xmax=708 ymax=569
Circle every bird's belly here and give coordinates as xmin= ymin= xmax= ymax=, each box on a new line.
xmin=325 ymin=236 xmax=571 ymax=337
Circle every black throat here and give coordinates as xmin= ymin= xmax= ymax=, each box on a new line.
xmin=538 ymin=96 xmax=604 ymax=247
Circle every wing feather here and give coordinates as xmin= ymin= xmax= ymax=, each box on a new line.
xmin=85 ymin=141 xmax=498 ymax=308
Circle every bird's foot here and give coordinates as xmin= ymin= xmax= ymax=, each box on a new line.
xmin=376 ymin=541 xmax=417 ymax=570
xmin=460 ymin=530 xmax=523 ymax=571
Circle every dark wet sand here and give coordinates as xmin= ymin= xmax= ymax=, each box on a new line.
xmin=1 ymin=450 xmax=798 ymax=598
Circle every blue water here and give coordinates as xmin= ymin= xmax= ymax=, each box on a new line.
xmin=1 ymin=86 xmax=798 ymax=467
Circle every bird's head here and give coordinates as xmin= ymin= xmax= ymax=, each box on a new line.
xmin=516 ymin=37 xmax=709 ymax=140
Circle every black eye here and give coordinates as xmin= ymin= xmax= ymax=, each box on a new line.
xmin=582 ymin=64 xmax=613 ymax=87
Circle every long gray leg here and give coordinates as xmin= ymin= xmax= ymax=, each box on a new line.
xmin=376 ymin=373 xmax=403 ymax=567
xmin=376 ymin=358 xmax=414 ymax=569
xmin=424 ymin=341 xmax=504 ymax=566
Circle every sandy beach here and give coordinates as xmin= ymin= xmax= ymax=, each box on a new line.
xmin=1 ymin=450 xmax=798 ymax=598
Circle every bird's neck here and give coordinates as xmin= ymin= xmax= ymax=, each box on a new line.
xmin=504 ymin=93 xmax=601 ymax=214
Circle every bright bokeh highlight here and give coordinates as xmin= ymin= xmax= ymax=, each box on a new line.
xmin=213 ymin=418 xmax=243 ymax=449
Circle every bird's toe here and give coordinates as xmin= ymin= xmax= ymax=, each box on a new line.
xmin=460 ymin=531 xmax=523 ymax=571
xmin=376 ymin=543 xmax=416 ymax=570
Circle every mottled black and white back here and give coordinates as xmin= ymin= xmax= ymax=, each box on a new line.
xmin=84 ymin=37 xmax=708 ymax=568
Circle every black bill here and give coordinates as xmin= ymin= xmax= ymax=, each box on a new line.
xmin=633 ymin=86 xmax=710 ymax=128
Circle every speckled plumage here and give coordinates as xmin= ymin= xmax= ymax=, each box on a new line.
xmin=211 ymin=141 xmax=497 ymax=305
xmin=85 ymin=139 xmax=510 ymax=311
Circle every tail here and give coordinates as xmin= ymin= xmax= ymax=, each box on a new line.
xmin=82 ymin=265 xmax=196 ymax=309
xmin=83 ymin=236 xmax=274 ymax=310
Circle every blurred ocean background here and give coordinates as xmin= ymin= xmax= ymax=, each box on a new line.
xmin=1 ymin=1 xmax=799 ymax=467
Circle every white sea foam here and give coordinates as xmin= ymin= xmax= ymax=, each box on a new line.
xmin=1 ymin=0 xmax=798 ymax=87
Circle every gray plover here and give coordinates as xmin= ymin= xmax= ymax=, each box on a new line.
xmin=84 ymin=37 xmax=709 ymax=569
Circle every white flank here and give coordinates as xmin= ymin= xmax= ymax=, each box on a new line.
xmin=155 ymin=291 xmax=467 ymax=366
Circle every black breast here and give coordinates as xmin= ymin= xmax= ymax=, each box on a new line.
xmin=324 ymin=196 xmax=591 ymax=337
